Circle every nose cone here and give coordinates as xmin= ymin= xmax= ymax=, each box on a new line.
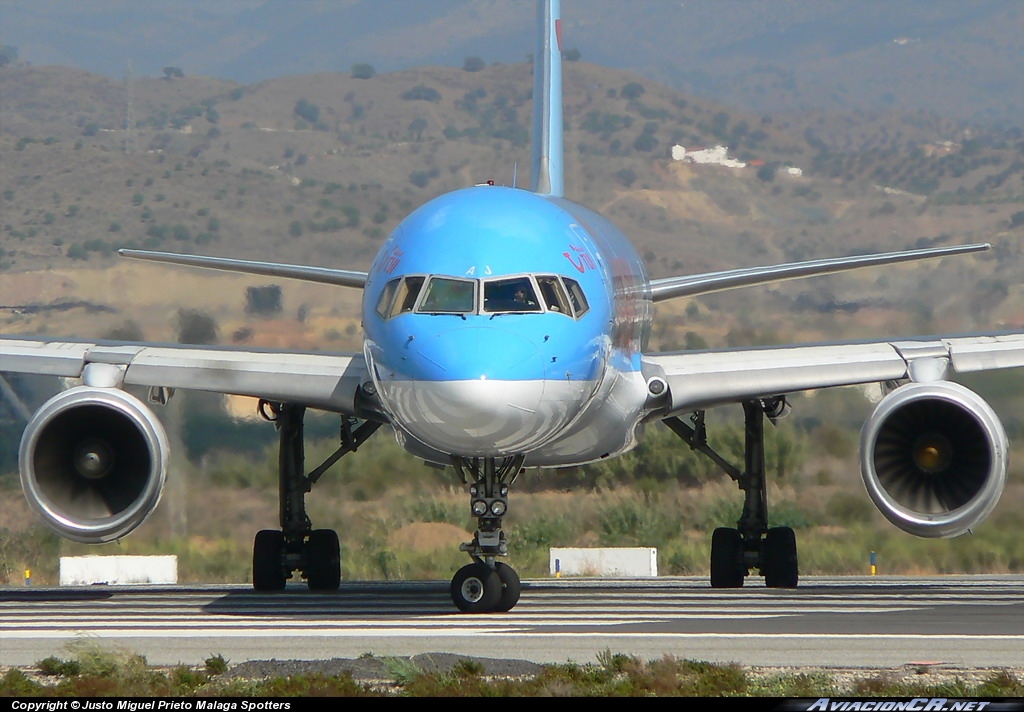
xmin=401 ymin=379 xmax=552 ymax=454
xmin=372 ymin=326 xmax=581 ymax=455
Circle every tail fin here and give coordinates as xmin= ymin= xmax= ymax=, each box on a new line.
xmin=530 ymin=0 xmax=564 ymax=197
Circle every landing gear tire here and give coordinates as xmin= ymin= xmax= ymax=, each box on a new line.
xmin=253 ymin=529 xmax=287 ymax=591
xmin=305 ymin=529 xmax=341 ymax=591
xmin=494 ymin=562 xmax=521 ymax=613
xmin=451 ymin=563 xmax=502 ymax=613
xmin=710 ymin=527 xmax=744 ymax=588
xmin=762 ymin=526 xmax=798 ymax=588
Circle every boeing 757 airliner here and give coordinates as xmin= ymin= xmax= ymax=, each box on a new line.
xmin=2 ymin=1 xmax=1021 ymax=612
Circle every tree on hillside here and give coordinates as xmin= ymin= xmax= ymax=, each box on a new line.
xmin=615 ymin=168 xmax=637 ymax=188
xmin=621 ymin=82 xmax=645 ymax=100
xmin=351 ymin=63 xmax=375 ymax=79
xmin=562 ymin=48 xmax=581 ymax=61
xmin=103 ymin=320 xmax=144 ymax=341
xmin=294 ymin=99 xmax=320 ymax=124
xmin=162 ymin=66 xmax=184 ymax=80
xmin=633 ymin=133 xmax=657 ymax=152
xmin=463 ymin=56 xmax=485 ymax=72
xmin=245 ymin=285 xmax=283 ymax=316
xmin=402 ymin=85 xmax=441 ymax=102
xmin=408 ymin=117 xmax=428 ymax=141
xmin=757 ymin=163 xmax=778 ymax=182
xmin=175 ymin=309 xmax=218 ymax=345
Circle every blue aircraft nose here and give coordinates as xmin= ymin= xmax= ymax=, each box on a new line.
xmin=411 ymin=325 xmax=541 ymax=381
xmin=371 ymin=324 xmax=585 ymax=455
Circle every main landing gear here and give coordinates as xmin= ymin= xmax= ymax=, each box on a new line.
xmin=449 ymin=455 xmax=525 ymax=612
xmin=664 ymin=398 xmax=799 ymax=589
xmin=251 ymin=401 xmax=381 ymax=592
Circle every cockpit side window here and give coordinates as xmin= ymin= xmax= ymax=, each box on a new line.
xmin=418 ymin=276 xmax=476 ymax=314
xmin=562 ymin=277 xmax=590 ymax=318
xmin=375 ymin=278 xmax=401 ymax=319
xmin=390 ymin=275 xmax=425 ymax=317
xmin=483 ymin=277 xmax=541 ymax=313
xmin=536 ymin=275 xmax=571 ymax=316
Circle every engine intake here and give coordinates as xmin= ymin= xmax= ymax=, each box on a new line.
xmin=19 ymin=386 xmax=169 ymax=544
xmin=860 ymin=381 xmax=1007 ymax=538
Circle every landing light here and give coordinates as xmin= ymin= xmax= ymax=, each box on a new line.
xmin=647 ymin=377 xmax=667 ymax=397
xmin=471 ymin=500 xmax=488 ymax=516
xmin=490 ymin=500 xmax=507 ymax=516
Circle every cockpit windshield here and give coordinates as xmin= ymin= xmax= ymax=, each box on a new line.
xmin=483 ymin=277 xmax=541 ymax=313
xmin=420 ymin=277 xmax=476 ymax=314
xmin=375 ymin=274 xmax=589 ymax=319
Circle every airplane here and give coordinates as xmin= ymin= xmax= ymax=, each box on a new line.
xmin=1 ymin=0 xmax=1022 ymax=613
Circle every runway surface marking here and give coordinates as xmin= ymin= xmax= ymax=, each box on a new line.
xmin=2 ymin=577 xmax=1020 ymax=643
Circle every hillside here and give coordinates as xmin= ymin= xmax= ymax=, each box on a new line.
xmin=1 ymin=60 xmax=1021 ymax=354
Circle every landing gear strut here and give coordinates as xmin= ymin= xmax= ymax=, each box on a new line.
xmin=664 ymin=398 xmax=798 ymax=588
xmin=252 ymin=401 xmax=381 ymax=592
xmin=450 ymin=455 xmax=524 ymax=612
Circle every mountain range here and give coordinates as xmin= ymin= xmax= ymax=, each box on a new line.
xmin=2 ymin=0 xmax=1021 ymax=126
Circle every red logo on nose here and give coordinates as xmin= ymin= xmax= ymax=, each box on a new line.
xmin=563 ymin=244 xmax=596 ymax=273
xmin=380 ymin=246 xmax=404 ymax=274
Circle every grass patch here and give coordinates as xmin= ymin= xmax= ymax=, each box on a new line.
xmin=2 ymin=642 xmax=1022 ymax=697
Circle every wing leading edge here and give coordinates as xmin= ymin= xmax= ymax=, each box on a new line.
xmin=118 ymin=249 xmax=368 ymax=289
xmin=644 ymin=333 xmax=1024 ymax=416
xmin=1 ymin=338 xmax=373 ymax=416
xmin=648 ymin=243 xmax=990 ymax=302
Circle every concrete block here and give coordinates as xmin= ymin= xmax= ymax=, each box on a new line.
xmin=59 ymin=555 xmax=178 ymax=585
xmin=549 ymin=547 xmax=658 ymax=577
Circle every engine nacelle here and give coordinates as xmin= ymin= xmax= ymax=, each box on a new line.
xmin=860 ymin=381 xmax=1007 ymax=538
xmin=19 ymin=386 xmax=169 ymax=544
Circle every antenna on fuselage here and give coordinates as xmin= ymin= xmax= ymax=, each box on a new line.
xmin=530 ymin=0 xmax=564 ymax=198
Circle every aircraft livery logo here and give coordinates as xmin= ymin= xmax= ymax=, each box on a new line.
xmin=380 ymin=246 xmax=404 ymax=274
xmin=564 ymin=244 xmax=596 ymax=273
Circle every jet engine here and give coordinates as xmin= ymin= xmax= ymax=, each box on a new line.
xmin=19 ymin=386 xmax=169 ymax=544
xmin=859 ymin=381 xmax=1007 ymax=538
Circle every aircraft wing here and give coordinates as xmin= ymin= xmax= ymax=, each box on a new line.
xmin=118 ymin=249 xmax=369 ymax=288
xmin=648 ymin=243 xmax=990 ymax=302
xmin=643 ymin=333 xmax=1024 ymax=415
xmin=0 ymin=337 xmax=373 ymax=416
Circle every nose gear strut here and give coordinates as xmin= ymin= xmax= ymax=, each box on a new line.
xmin=450 ymin=455 xmax=525 ymax=612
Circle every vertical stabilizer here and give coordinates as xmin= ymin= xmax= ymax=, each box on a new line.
xmin=530 ymin=0 xmax=564 ymax=197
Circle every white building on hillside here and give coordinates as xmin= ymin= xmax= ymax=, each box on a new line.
xmin=671 ymin=144 xmax=746 ymax=168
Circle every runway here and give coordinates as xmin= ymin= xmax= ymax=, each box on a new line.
xmin=1 ymin=575 xmax=1021 ymax=670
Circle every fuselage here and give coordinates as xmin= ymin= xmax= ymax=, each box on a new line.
xmin=362 ymin=184 xmax=655 ymax=466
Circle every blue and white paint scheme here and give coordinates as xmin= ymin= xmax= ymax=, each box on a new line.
xmin=362 ymin=186 xmax=649 ymax=464
xmin=2 ymin=0 xmax=1022 ymax=612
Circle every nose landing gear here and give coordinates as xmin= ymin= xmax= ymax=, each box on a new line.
xmin=450 ymin=455 xmax=524 ymax=612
